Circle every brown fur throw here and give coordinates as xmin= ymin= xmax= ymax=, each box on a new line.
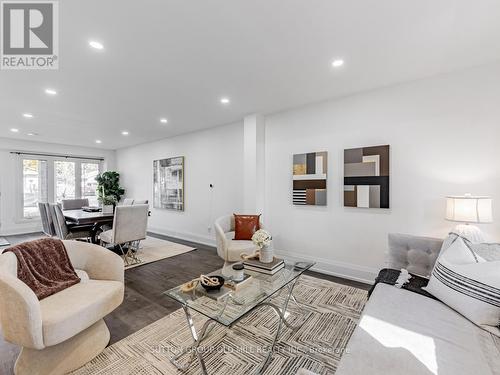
xmin=2 ymin=238 xmax=80 ymax=300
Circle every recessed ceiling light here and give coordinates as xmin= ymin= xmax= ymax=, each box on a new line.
xmin=160 ymin=118 xmax=168 ymax=124
xmin=95 ymin=140 xmax=102 ymax=144
xmin=45 ymin=88 xmax=57 ymax=95
xmin=23 ymin=113 xmax=33 ymax=118
xmin=27 ymin=132 xmax=38 ymax=136
xmin=220 ymin=97 xmax=230 ymax=105
xmin=89 ymin=41 xmax=104 ymax=50
xmin=331 ymin=59 xmax=345 ymax=68
xmin=10 ymin=128 xmax=19 ymax=133
xmin=121 ymin=131 xmax=129 ymax=136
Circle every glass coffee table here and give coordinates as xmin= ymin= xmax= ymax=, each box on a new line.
xmin=164 ymin=261 xmax=315 ymax=375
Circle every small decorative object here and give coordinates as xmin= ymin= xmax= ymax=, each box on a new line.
xmin=153 ymin=156 xmax=184 ymax=211
xmin=180 ymin=274 xmax=224 ymax=293
xmin=344 ymin=145 xmax=390 ymax=208
xmin=445 ymin=194 xmax=493 ymax=243
xmin=293 ymin=151 xmax=327 ymax=205
xmin=232 ymin=263 xmax=245 ymax=281
xmin=394 ymin=269 xmax=412 ymax=288
xmin=252 ymin=229 xmax=273 ymax=264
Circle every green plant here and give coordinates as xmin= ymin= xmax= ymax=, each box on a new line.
xmin=98 ymin=195 xmax=117 ymax=206
xmin=95 ymin=171 xmax=125 ymax=204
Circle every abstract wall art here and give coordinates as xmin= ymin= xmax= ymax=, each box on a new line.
xmin=293 ymin=151 xmax=327 ymax=206
xmin=344 ymin=145 xmax=389 ymax=208
xmin=153 ymin=156 xmax=184 ymax=211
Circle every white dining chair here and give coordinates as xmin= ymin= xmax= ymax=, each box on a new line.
xmin=99 ymin=204 xmax=149 ymax=265
xmin=122 ymin=198 xmax=134 ymax=205
xmin=61 ymin=198 xmax=89 ymax=210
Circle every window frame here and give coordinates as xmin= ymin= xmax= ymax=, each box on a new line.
xmin=16 ymin=155 xmax=102 ymax=222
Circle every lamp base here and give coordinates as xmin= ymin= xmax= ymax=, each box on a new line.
xmin=452 ymin=224 xmax=485 ymax=243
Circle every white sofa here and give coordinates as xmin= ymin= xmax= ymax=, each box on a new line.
xmin=335 ymin=233 xmax=500 ymax=375
xmin=0 ymin=240 xmax=124 ymax=375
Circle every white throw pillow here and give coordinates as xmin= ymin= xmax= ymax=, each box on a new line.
xmin=424 ymin=237 xmax=500 ymax=336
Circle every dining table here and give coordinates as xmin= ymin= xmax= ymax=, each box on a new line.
xmin=63 ymin=209 xmax=114 ymax=244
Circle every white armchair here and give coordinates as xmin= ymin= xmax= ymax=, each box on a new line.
xmin=214 ymin=215 xmax=263 ymax=263
xmin=0 ymin=240 xmax=124 ymax=375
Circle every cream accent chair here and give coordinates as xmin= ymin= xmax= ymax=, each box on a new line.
xmin=0 ymin=240 xmax=124 ymax=375
xmin=214 ymin=215 xmax=263 ymax=263
xmin=100 ymin=204 xmax=149 ymax=265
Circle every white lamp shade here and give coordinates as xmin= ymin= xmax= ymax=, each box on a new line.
xmin=445 ymin=195 xmax=493 ymax=223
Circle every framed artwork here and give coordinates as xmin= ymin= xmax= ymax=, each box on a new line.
xmin=293 ymin=151 xmax=327 ymax=206
xmin=153 ymin=156 xmax=184 ymax=211
xmin=344 ymin=145 xmax=389 ymax=208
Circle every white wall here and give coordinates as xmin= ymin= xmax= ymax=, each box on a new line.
xmin=264 ymin=63 xmax=500 ymax=283
xmin=116 ymin=122 xmax=244 ymax=245
xmin=0 ymin=138 xmax=116 ymax=235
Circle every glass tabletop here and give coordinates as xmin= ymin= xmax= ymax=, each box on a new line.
xmin=164 ymin=261 xmax=315 ymax=326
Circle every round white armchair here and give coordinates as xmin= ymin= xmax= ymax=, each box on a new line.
xmin=214 ymin=215 xmax=264 ymax=263
xmin=0 ymin=240 xmax=124 ymax=375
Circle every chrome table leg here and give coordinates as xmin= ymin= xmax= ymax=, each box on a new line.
xmin=168 ymin=305 xmax=214 ymax=375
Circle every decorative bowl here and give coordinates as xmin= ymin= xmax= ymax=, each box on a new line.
xmin=200 ymin=275 xmax=225 ymax=292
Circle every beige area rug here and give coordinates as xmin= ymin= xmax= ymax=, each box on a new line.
xmin=124 ymin=237 xmax=196 ymax=270
xmin=72 ymin=275 xmax=368 ymax=375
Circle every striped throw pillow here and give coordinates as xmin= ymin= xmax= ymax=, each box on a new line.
xmin=424 ymin=237 xmax=500 ymax=336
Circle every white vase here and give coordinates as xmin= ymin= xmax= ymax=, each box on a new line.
xmin=102 ymin=205 xmax=114 ymax=214
xmin=259 ymin=244 xmax=273 ymax=263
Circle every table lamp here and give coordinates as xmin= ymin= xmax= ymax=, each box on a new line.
xmin=445 ymin=193 xmax=493 ymax=243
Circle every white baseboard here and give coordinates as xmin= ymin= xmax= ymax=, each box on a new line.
xmin=273 ymin=249 xmax=377 ymax=285
xmin=148 ymin=226 xmax=216 ymax=247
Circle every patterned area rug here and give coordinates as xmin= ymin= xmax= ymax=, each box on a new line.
xmin=72 ymin=275 xmax=367 ymax=375
xmin=124 ymin=237 xmax=195 ymax=270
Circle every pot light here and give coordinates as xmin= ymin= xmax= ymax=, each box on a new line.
xmin=89 ymin=41 xmax=104 ymax=50
xmin=331 ymin=59 xmax=345 ymax=68
xmin=220 ymin=97 xmax=230 ymax=105
xmin=27 ymin=132 xmax=38 ymax=136
xmin=121 ymin=131 xmax=129 ymax=136
xmin=23 ymin=113 xmax=34 ymax=118
xmin=10 ymin=128 xmax=19 ymax=133
xmin=45 ymin=88 xmax=57 ymax=95
xmin=95 ymin=140 xmax=102 ymax=144
xmin=160 ymin=118 xmax=168 ymax=124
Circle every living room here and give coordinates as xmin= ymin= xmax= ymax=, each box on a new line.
xmin=0 ymin=1 xmax=499 ymax=375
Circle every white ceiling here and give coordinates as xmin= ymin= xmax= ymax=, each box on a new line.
xmin=2 ymin=0 xmax=500 ymax=150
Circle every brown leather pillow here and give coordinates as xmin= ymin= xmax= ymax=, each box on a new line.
xmin=233 ymin=214 xmax=261 ymax=240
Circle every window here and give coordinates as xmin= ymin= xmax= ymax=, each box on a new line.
xmin=18 ymin=156 xmax=102 ymax=220
xmin=55 ymin=161 xmax=76 ymax=202
xmin=81 ymin=162 xmax=100 ymax=206
xmin=22 ymin=159 xmax=48 ymax=219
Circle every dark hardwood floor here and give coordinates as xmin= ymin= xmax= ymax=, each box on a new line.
xmin=2 ymin=232 xmax=371 ymax=347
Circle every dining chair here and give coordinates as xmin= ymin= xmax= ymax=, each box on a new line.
xmin=134 ymin=199 xmax=148 ymax=204
xmin=38 ymin=202 xmax=52 ymax=236
xmin=99 ymin=204 xmax=149 ymax=266
xmin=49 ymin=203 xmax=93 ymax=241
xmin=122 ymin=198 xmax=134 ymax=205
xmin=44 ymin=203 xmax=57 ymax=236
xmin=61 ymin=198 xmax=89 ymax=210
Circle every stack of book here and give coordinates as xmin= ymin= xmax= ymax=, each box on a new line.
xmin=243 ymin=257 xmax=285 ymax=275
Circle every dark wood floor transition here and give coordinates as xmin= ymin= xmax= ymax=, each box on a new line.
xmin=2 ymin=232 xmax=371 ymax=345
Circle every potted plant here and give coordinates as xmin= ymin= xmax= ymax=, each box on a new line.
xmin=95 ymin=171 xmax=125 ymax=205
xmin=98 ymin=195 xmax=117 ymax=214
